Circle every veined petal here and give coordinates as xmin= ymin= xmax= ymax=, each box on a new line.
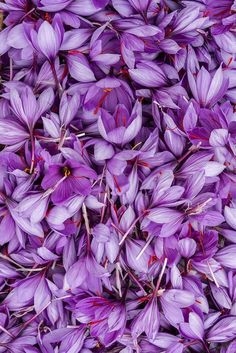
xmin=67 ymin=53 xmax=96 ymax=82
xmin=38 ymin=21 xmax=59 ymax=60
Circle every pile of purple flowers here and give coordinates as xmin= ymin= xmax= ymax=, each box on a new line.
xmin=0 ymin=0 xmax=236 ymax=352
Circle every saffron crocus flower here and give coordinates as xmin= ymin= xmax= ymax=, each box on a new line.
xmin=84 ymin=77 xmax=134 ymax=114
xmin=7 ymin=84 xmax=54 ymax=131
xmin=41 ymin=160 xmax=97 ymax=203
xmin=26 ymin=14 xmax=64 ymax=62
xmin=180 ymin=312 xmax=204 ymax=340
xmin=4 ymin=274 xmax=41 ymax=311
xmin=42 ymin=326 xmax=87 ymax=353
xmin=170 ymin=6 xmax=211 ymax=38
xmin=207 ymin=317 xmax=236 ymax=343
xmin=91 ymin=223 xmax=119 ymax=263
xmin=98 ymin=100 xmax=142 ymax=145
xmin=67 ymin=53 xmax=96 ymax=82
xmin=63 ymin=252 xmax=110 ymax=293
xmin=188 ymin=65 xmax=229 ymax=107
xmin=131 ymin=297 xmax=160 ymax=339
xmin=0 ymin=119 xmax=29 ymax=147
xmin=1 ymin=0 xmax=236 ymax=350
xmin=58 ymin=91 xmax=80 ymax=127
xmin=17 ymin=192 xmax=50 ymax=224
xmin=74 ymin=296 xmax=126 ymax=347
xmin=129 ymin=61 xmax=167 ymax=88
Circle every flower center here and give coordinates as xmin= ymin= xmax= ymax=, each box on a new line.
xmin=24 ymin=167 xmax=31 ymax=174
xmin=63 ymin=166 xmax=71 ymax=177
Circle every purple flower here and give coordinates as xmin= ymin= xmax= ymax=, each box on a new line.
xmin=180 ymin=312 xmax=204 ymax=340
xmin=84 ymin=77 xmax=134 ymax=114
xmin=27 ymin=15 xmax=64 ymax=62
xmin=8 ymin=85 xmax=54 ymax=130
xmin=74 ymin=296 xmax=126 ymax=346
xmin=188 ymin=65 xmax=229 ymax=107
xmin=42 ymin=160 xmax=97 ymax=203
xmin=129 ymin=61 xmax=167 ymax=88
xmin=98 ymin=100 xmax=142 ymax=145
xmin=42 ymin=326 xmax=87 ymax=353
xmin=207 ymin=317 xmax=236 ymax=343
xmin=1 ymin=0 xmax=236 ymax=351
xmin=64 ymin=251 xmax=110 ymax=292
xmin=67 ymin=53 xmax=96 ymax=82
xmin=131 ymin=297 xmax=160 ymax=339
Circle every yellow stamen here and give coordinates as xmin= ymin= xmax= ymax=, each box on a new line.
xmin=24 ymin=167 xmax=31 ymax=174
xmin=63 ymin=166 xmax=71 ymax=177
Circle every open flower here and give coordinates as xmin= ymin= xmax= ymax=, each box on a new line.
xmin=42 ymin=160 xmax=97 ymax=204
xmin=74 ymin=296 xmax=126 ymax=347
xmin=84 ymin=77 xmax=134 ymax=114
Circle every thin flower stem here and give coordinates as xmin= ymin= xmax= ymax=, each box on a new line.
xmin=207 ymin=261 xmax=220 ymax=288
xmin=127 ymin=270 xmax=147 ymax=295
xmin=30 ymin=132 xmax=35 ymax=174
xmin=54 ymin=294 xmax=72 ymax=301
xmin=82 ymin=203 xmax=91 ymax=250
xmin=154 ymin=257 xmax=168 ymax=295
xmin=20 ymin=7 xmax=35 ymax=22
xmin=136 ymin=234 xmax=154 ymax=260
xmin=50 ymin=61 xmax=63 ymax=97
xmin=0 ymin=253 xmax=25 ymax=269
xmin=0 ymin=325 xmax=15 ymax=339
xmin=15 ymin=267 xmax=46 ymax=272
xmin=119 ymin=213 xmax=145 ymax=246
xmin=35 ymin=133 xmax=85 ymax=143
xmin=100 ymin=192 xmax=107 ymax=223
xmin=58 ymin=126 xmax=67 ymax=150
xmin=9 ymin=58 xmax=13 ymax=80
xmin=82 ymin=203 xmax=91 ymax=234
xmin=115 ymin=262 xmax=122 ymax=297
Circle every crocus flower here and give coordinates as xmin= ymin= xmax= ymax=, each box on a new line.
xmin=131 ymin=297 xmax=160 ymax=339
xmin=63 ymin=252 xmax=110 ymax=293
xmin=26 ymin=14 xmax=64 ymax=62
xmin=0 ymin=119 xmax=29 ymax=147
xmin=41 ymin=160 xmax=97 ymax=203
xmin=188 ymin=65 xmax=229 ymax=107
xmin=4 ymin=274 xmax=42 ymax=311
xmin=67 ymin=53 xmax=96 ymax=82
xmin=7 ymin=84 xmax=54 ymax=131
xmin=1 ymin=0 xmax=236 ymax=351
xmin=98 ymin=100 xmax=142 ymax=145
xmin=129 ymin=61 xmax=167 ymax=88
xmin=42 ymin=326 xmax=87 ymax=353
xmin=84 ymin=77 xmax=134 ymax=114
xmin=207 ymin=317 xmax=236 ymax=343
xmin=180 ymin=312 xmax=204 ymax=340
xmin=74 ymin=296 xmax=127 ymax=346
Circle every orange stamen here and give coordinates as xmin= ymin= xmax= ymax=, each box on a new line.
xmin=44 ymin=13 xmax=51 ymax=22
